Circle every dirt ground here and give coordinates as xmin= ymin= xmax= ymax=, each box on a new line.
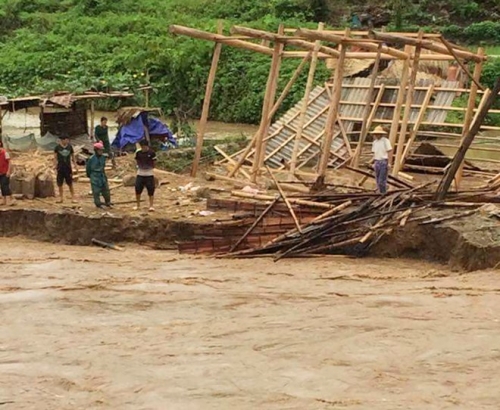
xmin=1 ymin=238 xmax=500 ymax=409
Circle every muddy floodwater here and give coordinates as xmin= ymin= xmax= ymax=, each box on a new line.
xmin=1 ymin=110 xmax=258 ymax=140
xmin=1 ymin=238 xmax=500 ymax=409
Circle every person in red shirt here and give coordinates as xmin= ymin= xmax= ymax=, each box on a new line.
xmin=0 ymin=140 xmax=14 ymax=206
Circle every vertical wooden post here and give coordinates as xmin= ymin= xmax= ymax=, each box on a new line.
xmin=393 ymin=32 xmax=423 ymax=175
xmin=388 ymin=45 xmax=412 ymax=149
xmin=252 ymin=24 xmax=284 ymax=182
xmin=454 ymin=47 xmax=485 ymax=188
xmin=400 ymin=84 xmax=434 ymax=165
xmin=317 ymin=40 xmax=347 ymax=176
xmin=436 ymin=78 xmax=500 ymax=200
xmin=351 ymin=44 xmax=382 ymax=167
xmin=227 ymin=52 xmax=309 ymax=179
xmin=191 ymin=21 xmax=223 ymax=177
xmin=144 ymin=70 xmax=150 ymax=108
xmin=0 ymin=106 xmax=3 ymax=140
xmin=90 ymin=100 xmax=95 ymax=139
xmin=290 ymin=22 xmax=324 ymax=176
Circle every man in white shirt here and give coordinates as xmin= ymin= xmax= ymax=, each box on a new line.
xmin=371 ymin=126 xmax=393 ymax=194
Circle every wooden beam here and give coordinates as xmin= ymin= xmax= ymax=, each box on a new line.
xmin=388 ymin=45 xmax=411 ymax=148
xmin=455 ymin=47 xmax=485 ymax=188
xmin=89 ymin=100 xmax=95 ymax=138
xmin=252 ymin=24 xmax=284 ymax=181
xmin=318 ymin=38 xmax=347 ymax=176
xmin=296 ymin=28 xmax=410 ymax=60
xmin=228 ymin=53 xmax=312 ymax=179
xmin=440 ymin=37 xmax=485 ymax=91
xmin=400 ymin=84 xmax=435 ymax=166
xmin=169 ymin=25 xmax=273 ymax=55
xmin=370 ymin=31 xmax=486 ymax=63
xmin=191 ymin=21 xmax=223 ymax=177
xmin=290 ymin=23 xmax=324 ymax=175
xmin=393 ymin=32 xmax=423 ymax=175
xmin=351 ymin=44 xmax=382 ymax=167
xmin=435 ymin=78 xmax=500 ymax=200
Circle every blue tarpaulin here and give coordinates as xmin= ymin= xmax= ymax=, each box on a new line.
xmin=112 ymin=115 xmax=177 ymax=149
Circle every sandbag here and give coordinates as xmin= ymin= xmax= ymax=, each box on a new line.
xmin=35 ymin=170 xmax=56 ymax=198
xmin=10 ymin=169 xmax=36 ymax=199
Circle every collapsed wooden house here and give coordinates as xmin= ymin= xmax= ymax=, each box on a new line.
xmin=170 ymin=24 xmax=500 ymax=187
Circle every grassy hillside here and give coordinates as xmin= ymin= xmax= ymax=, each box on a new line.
xmin=0 ymin=0 xmax=498 ymax=124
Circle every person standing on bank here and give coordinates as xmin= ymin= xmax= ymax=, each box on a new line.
xmin=371 ymin=125 xmax=393 ymax=195
xmin=0 ymin=140 xmax=14 ymax=206
xmin=86 ymin=142 xmax=112 ymax=208
xmin=54 ymin=135 xmax=78 ymax=203
xmin=94 ymin=116 xmax=116 ymax=168
xmin=134 ymin=139 xmax=157 ymax=212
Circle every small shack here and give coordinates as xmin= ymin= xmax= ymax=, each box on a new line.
xmin=0 ymin=91 xmax=134 ymax=150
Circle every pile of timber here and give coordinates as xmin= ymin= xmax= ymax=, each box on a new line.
xmin=177 ymin=180 xmax=500 ymax=258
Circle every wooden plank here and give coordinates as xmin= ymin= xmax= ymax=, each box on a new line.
xmin=290 ymin=22 xmax=324 ymax=175
xmin=388 ymin=45 xmax=411 ymax=148
xmin=351 ymin=44 xmax=382 ymax=167
xmin=455 ymin=47 xmax=485 ymax=188
xmin=318 ymin=36 xmax=347 ymax=176
xmin=191 ymin=21 xmax=223 ymax=177
xmin=266 ymin=166 xmax=302 ymax=233
xmin=400 ymin=84 xmax=435 ymax=167
xmin=251 ymin=27 xmax=285 ymax=180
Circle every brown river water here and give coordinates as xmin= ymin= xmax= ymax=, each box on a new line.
xmin=1 ymin=238 xmax=500 ymax=409
xmin=1 ymin=110 xmax=259 ymax=141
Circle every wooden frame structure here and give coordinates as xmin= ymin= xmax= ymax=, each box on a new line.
xmin=170 ymin=23 xmax=500 ymax=183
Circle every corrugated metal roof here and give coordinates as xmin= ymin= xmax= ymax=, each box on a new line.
xmin=262 ymin=79 xmax=460 ymax=170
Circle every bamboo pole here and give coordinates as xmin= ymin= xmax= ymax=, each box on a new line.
xmin=296 ymin=28 xmax=410 ymax=60
xmin=191 ymin=21 xmax=223 ymax=177
xmin=252 ymin=25 xmax=284 ymax=181
xmin=318 ymin=40 xmax=347 ymax=176
xmin=169 ymin=25 xmax=273 ymax=55
xmin=228 ymin=54 xmax=314 ymax=178
xmin=440 ymin=37 xmax=485 ymax=91
xmin=89 ymin=100 xmax=95 ymax=138
xmin=435 ymin=78 xmax=500 ymax=200
xmin=388 ymin=45 xmax=412 ymax=149
xmin=401 ymin=84 xmax=435 ymax=166
xmin=229 ymin=195 xmax=280 ymax=253
xmin=393 ymin=33 xmax=423 ymax=175
xmin=351 ymin=44 xmax=382 ymax=167
xmin=231 ymin=190 xmax=334 ymax=209
xmin=266 ymin=166 xmax=302 ymax=233
xmin=290 ymin=23 xmax=324 ymax=176
xmin=214 ymin=145 xmax=252 ymax=180
xmin=454 ymin=47 xmax=485 ymax=188
xmin=370 ymin=31 xmax=486 ymax=63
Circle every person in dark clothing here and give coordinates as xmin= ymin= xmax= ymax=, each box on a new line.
xmin=54 ymin=135 xmax=78 ymax=203
xmin=94 ymin=116 xmax=116 ymax=168
xmin=86 ymin=142 xmax=112 ymax=208
xmin=134 ymin=139 xmax=157 ymax=212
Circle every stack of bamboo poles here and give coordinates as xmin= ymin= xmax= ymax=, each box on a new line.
xmin=218 ymin=179 xmax=498 ymax=260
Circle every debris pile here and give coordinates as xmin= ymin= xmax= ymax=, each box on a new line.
xmin=178 ymin=175 xmax=500 ymax=261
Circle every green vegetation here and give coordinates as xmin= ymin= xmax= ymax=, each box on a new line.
xmin=0 ymin=0 xmax=499 ymax=124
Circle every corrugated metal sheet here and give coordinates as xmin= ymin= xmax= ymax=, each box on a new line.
xmin=263 ymin=79 xmax=460 ymax=169
xmin=265 ymin=86 xmax=350 ymax=169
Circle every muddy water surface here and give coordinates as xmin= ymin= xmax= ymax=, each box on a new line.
xmin=1 ymin=110 xmax=258 ymax=140
xmin=1 ymin=238 xmax=499 ymax=409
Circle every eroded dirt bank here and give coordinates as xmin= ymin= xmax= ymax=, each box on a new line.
xmin=1 ymin=238 xmax=500 ymax=409
xmin=1 ymin=207 xmax=499 ymax=271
